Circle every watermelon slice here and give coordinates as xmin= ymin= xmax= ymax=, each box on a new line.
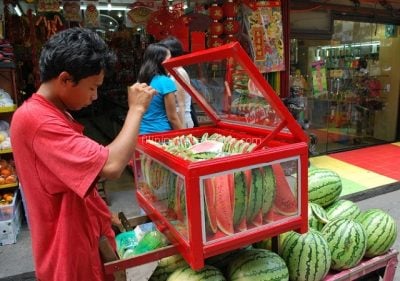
xmin=188 ymin=140 xmax=224 ymax=154
xmin=213 ymin=175 xmax=234 ymax=235
xmin=204 ymin=178 xmax=218 ymax=234
xmin=271 ymin=164 xmax=298 ymax=216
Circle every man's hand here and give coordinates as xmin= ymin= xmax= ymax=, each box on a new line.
xmin=127 ymin=83 xmax=156 ymax=114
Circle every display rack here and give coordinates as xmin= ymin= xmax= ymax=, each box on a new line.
xmin=0 ymin=67 xmax=19 ymax=190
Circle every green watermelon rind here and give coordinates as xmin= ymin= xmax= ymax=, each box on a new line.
xmin=308 ymin=168 xmax=342 ymax=207
xmin=325 ymin=199 xmax=361 ymax=222
xmin=281 ymin=229 xmax=331 ymax=281
xmin=357 ymin=209 xmax=398 ymax=258
xmin=321 ymin=218 xmax=367 ymax=271
xmin=227 ymin=248 xmax=289 ymax=281
xmin=166 ymin=265 xmax=226 ymax=281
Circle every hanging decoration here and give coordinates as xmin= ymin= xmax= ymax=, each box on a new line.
xmin=127 ymin=2 xmax=155 ymax=27
xmin=241 ymin=0 xmax=285 ymax=73
xmin=207 ymin=2 xmax=224 ymax=48
xmin=146 ymin=0 xmax=182 ymax=40
xmin=62 ymin=0 xmax=81 ymax=23
xmin=223 ymin=0 xmax=239 ymax=44
xmin=84 ymin=1 xmax=100 ymax=28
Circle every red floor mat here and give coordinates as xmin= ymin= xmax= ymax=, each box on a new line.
xmin=330 ymin=143 xmax=400 ymax=181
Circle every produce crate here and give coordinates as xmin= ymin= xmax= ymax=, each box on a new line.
xmin=133 ymin=43 xmax=309 ymax=270
xmin=0 ymin=188 xmax=19 ymax=221
xmin=0 ymin=199 xmax=22 ymax=245
xmin=324 ymin=248 xmax=399 ymax=281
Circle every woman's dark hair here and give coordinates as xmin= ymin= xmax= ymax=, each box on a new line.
xmin=39 ymin=27 xmax=117 ymax=84
xmin=160 ymin=36 xmax=184 ymax=58
xmin=137 ymin=43 xmax=170 ymax=84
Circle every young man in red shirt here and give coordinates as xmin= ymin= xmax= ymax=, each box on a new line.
xmin=10 ymin=28 xmax=156 ymax=281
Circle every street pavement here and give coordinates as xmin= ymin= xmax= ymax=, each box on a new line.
xmin=0 ymin=188 xmax=399 ymax=281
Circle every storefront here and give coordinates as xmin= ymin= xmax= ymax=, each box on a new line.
xmin=289 ymin=1 xmax=400 ymax=154
xmin=0 ymin=0 xmax=399 ymax=154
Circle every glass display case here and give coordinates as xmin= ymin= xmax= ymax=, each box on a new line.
xmin=133 ymin=42 xmax=309 ymax=269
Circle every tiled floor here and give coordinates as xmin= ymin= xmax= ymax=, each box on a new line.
xmin=310 ymin=142 xmax=400 ymax=196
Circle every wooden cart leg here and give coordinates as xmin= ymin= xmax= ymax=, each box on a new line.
xmin=100 ymin=236 xmax=127 ymax=281
xmin=382 ymin=256 xmax=399 ymax=281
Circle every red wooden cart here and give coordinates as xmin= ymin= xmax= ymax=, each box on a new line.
xmin=100 ymin=43 xmax=398 ymax=280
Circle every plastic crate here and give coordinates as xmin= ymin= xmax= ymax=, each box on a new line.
xmin=0 ymin=189 xmax=19 ymax=221
xmin=0 ymin=199 xmax=22 ymax=246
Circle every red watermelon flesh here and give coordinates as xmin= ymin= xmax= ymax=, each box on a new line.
xmin=204 ymin=178 xmax=218 ymax=234
xmin=213 ymin=175 xmax=234 ymax=235
xmin=271 ymin=164 xmax=298 ymax=216
xmin=189 ymin=140 xmax=223 ymax=154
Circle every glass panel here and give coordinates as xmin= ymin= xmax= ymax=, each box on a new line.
xmin=200 ymin=158 xmax=300 ymax=243
xmin=135 ymin=153 xmax=188 ymax=240
xmin=174 ymin=56 xmax=282 ymax=129
xmin=289 ymin=20 xmax=398 ymax=154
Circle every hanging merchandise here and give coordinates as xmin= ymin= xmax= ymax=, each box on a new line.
xmin=37 ymin=0 xmax=61 ymax=13
xmin=311 ymin=60 xmax=328 ymax=97
xmin=62 ymin=0 xmax=81 ymax=23
xmin=240 ymin=0 xmax=285 ymax=73
xmin=127 ymin=2 xmax=155 ymax=28
xmin=84 ymin=1 xmax=100 ymax=28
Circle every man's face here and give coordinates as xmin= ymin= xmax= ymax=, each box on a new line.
xmin=60 ymin=71 xmax=104 ymax=111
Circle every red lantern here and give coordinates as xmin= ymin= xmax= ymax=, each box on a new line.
xmin=223 ymin=18 xmax=239 ymax=34
xmin=223 ymin=1 xmax=237 ymax=18
xmin=209 ymin=4 xmax=224 ymax=21
xmin=208 ymin=36 xmax=224 ymax=48
xmin=209 ymin=21 xmax=224 ymax=36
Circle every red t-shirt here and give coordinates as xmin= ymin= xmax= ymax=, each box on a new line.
xmin=10 ymin=94 xmax=114 ymax=281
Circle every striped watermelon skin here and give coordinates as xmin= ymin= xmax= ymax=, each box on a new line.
xmin=357 ymin=209 xmax=398 ymax=257
xmin=308 ymin=202 xmax=328 ymax=231
xmin=227 ymin=248 xmax=289 ymax=281
xmin=321 ymin=218 xmax=367 ymax=270
xmin=166 ymin=265 xmax=226 ymax=281
xmin=308 ymin=168 xmax=342 ymax=207
xmin=281 ymin=230 xmax=331 ymax=281
xmin=325 ymin=199 xmax=361 ymax=221
xmin=150 ymin=255 xmax=188 ymax=281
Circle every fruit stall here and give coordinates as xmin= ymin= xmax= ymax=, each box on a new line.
xmin=100 ymin=43 xmax=398 ymax=281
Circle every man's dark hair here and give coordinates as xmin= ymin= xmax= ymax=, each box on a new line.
xmin=39 ymin=27 xmax=117 ymax=84
xmin=160 ymin=36 xmax=184 ymax=58
xmin=137 ymin=43 xmax=169 ymax=85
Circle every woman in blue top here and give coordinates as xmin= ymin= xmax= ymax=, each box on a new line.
xmin=138 ymin=43 xmax=183 ymax=134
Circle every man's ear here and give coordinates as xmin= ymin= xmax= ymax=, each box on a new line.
xmin=58 ymin=71 xmax=73 ymax=85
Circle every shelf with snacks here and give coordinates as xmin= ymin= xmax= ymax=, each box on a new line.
xmin=0 ymin=66 xmax=19 ymax=193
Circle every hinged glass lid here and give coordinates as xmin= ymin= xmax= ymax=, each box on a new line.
xmin=163 ymin=42 xmax=306 ymax=142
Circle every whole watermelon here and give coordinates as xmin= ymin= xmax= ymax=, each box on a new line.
xmin=357 ymin=209 xmax=397 ymax=257
xmin=150 ymin=254 xmax=187 ymax=281
xmin=167 ymin=265 xmax=226 ymax=281
xmin=308 ymin=168 xmax=342 ymax=207
xmin=325 ymin=199 xmax=361 ymax=221
xmin=321 ymin=218 xmax=367 ymax=270
xmin=281 ymin=230 xmax=331 ymax=281
xmin=227 ymin=248 xmax=289 ymax=281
